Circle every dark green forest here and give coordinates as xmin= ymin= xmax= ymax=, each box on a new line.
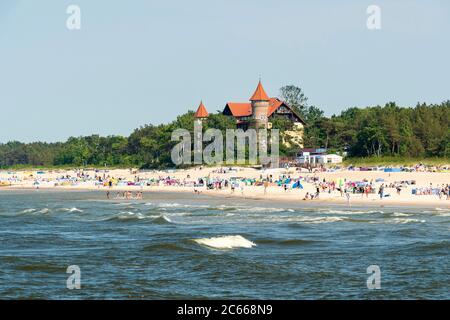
xmin=1 ymin=85 xmax=449 ymax=169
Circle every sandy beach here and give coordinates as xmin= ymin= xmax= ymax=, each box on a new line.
xmin=1 ymin=167 xmax=449 ymax=208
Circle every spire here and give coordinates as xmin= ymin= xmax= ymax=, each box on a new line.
xmin=194 ymin=101 xmax=209 ymax=118
xmin=250 ymin=80 xmax=270 ymax=101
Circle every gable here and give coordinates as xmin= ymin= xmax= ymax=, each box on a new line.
xmin=268 ymin=98 xmax=306 ymax=124
xmin=223 ymin=103 xmax=252 ymax=117
xmin=223 ymin=98 xmax=306 ymax=124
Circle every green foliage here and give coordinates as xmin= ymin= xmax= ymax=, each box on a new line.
xmin=0 ymin=94 xmax=448 ymax=169
xmin=305 ymin=101 xmax=450 ymax=158
xmin=279 ymin=85 xmax=308 ymax=117
xmin=270 ymin=115 xmax=294 ymax=132
xmin=343 ymin=156 xmax=450 ymax=167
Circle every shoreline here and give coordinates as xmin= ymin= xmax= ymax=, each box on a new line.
xmin=1 ymin=184 xmax=449 ymax=209
xmin=1 ymin=166 xmax=449 ymax=209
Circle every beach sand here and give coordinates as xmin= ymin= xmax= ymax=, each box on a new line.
xmin=1 ymin=167 xmax=449 ymax=208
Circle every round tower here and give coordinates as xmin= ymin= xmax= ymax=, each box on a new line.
xmin=250 ymin=81 xmax=270 ymax=129
xmin=194 ymin=101 xmax=209 ymax=124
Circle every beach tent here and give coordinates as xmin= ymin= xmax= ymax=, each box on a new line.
xmin=292 ymin=181 xmax=303 ymax=189
xmin=384 ymin=168 xmax=402 ymax=172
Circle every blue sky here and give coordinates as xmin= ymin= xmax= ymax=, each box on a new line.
xmin=0 ymin=0 xmax=449 ymax=142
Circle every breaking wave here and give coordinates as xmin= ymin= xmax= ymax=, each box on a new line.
xmin=61 ymin=207 xmax=84 ymax=213
xmin=152 ymin=215 xmax=173 ymax=224
xmin=193 ymin=235 xmax=256 ymax=249
xmin=392 ymin=212 xmax=412 ymax=217
xmin=389 ymin=218 xmax=426 ymax=224
xmin=97 ymin=211 xmax=147 ymax=222
xmin=433 ymin=208 xmax=450 ymax=216
xmin=21 ymin=208 xmax=37 ymax=214
xmin=319 ymin=209 xmax=383 ymax=215
xmin=304 ymin=216 xmax=345 ymax=223
xmin=236 ymin=207 xmax=289 ymax=213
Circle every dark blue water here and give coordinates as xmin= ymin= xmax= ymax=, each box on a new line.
xmin=0 ymin=190 xmax=448 ymax=299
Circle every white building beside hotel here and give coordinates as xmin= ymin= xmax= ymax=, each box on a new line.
xmin=297 ymin=149 xmax=343 ymax=165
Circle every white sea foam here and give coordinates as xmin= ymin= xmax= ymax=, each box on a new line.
xmin=63 ymin=207 xmax=83 ymax=213
xmin=195 ymin=215 xmax=347 ymax=225
xmin=163 ymin=215 xmax=172 ymax=223
xmin=193 ymin=235 xmax=256 ymax=249
xmin=117 ymin=211 xmax=145 ymax=220
xmin=158 ymin=203 xmax=183 ymax=208
xmin=216 ymin=204 xmax=241 ymax=210
xmin=236 ymin=207 xmax=286 ymax=213
xmin=156 ymin=215 xmax=172 ymax=223
xmin=433 ymin=208 xmax=450 ymax=216
xmin=321 ymin=209 xmax=381 ymax=215
xmin=437 ymin=212 xmax=450 ymax=217
xmin=155 ymin=203 xmax=212 ymax=210
xmin=393 ymin=212 xmax=412 ymax=217
xmin=390 ymin=218 xmax=426 ymax=224
xmin=256 ymin=215 xmax=345 ymax=224
xmin=115 ymin=203 xmax=133 ymax=206
xmin=303 ymin=216 xmax=345 ymax=223
xmin=38 ymin=208 xmax=51 ymax=214
xmin=21 ymin=208 xmax=36 ymax=213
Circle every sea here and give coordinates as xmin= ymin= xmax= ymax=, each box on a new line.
xmin=0 ymin=190 xmax=448 ymax=299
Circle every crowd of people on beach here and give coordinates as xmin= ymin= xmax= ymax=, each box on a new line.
xmin=1 ymin=166 xmax=449 ymax=203
xmin=413 ymin=184 xmax=450 ymax=199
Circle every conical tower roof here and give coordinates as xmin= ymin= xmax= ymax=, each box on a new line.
xmin=250 ymin=80 xmax=270 ymax=101
xmin=194 ymin=101 xmax=209 ymax=118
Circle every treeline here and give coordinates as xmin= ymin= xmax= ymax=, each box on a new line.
xmin=0 ymin=88 xmax=449 ymax=169
xmin=0 ymin=112 xmax=237 ymax=169
xmin=304 ymin=101 xmax=450 ymax=158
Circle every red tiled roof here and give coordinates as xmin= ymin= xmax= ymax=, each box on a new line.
xmin=194 ymin=101 xmax=209 ymax=118
xmin=225 ymin=102 xmax=252 ymax=117
xmin=268 ymin=98 xmax=283 ymax=116
xmin=224 ymin=97 xmax=306 ymax=124
xmin=226 ymin=98 xmax=283 ymax=117
xmin=250 ymin=81 xmax=270 ymax=101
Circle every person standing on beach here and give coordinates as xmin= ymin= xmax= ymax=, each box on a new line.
xmin=345 ymin=190 xmax=351 ymax=206
xmin=264 ymin=180 xmax=269 ymax=195
xmin=379 ymin=184 xmax=384 ymax=200
xmin=315 ymin=186 xmax=320 ymax=199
